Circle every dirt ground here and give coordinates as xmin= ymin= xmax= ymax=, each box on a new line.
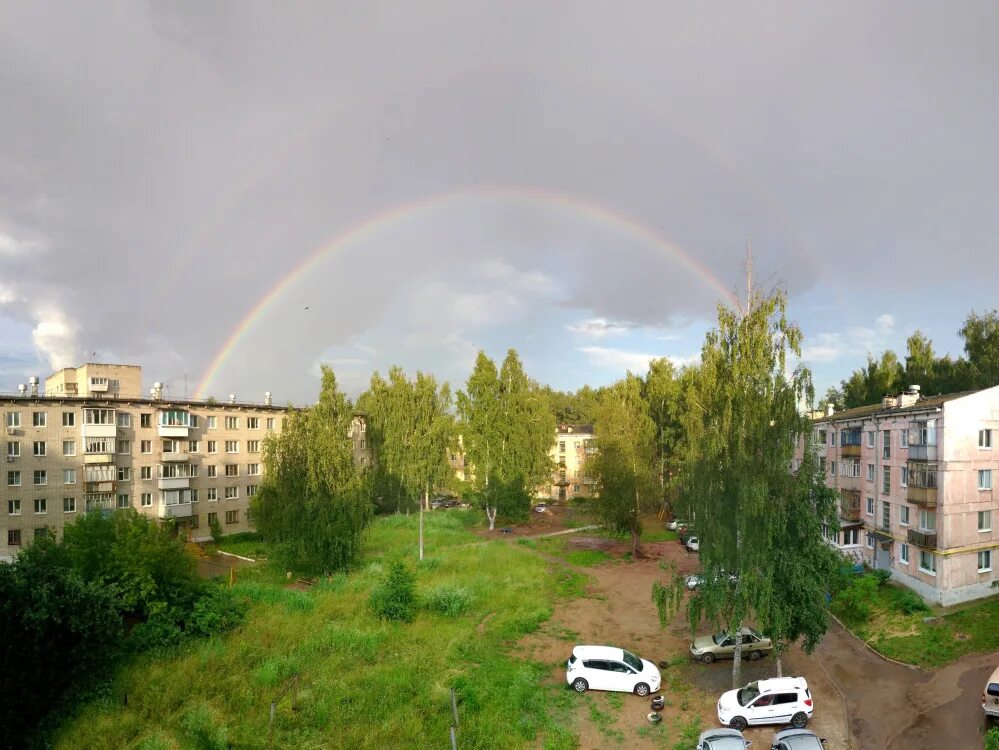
xmin=516 ymin=535 xmax=852 ymax=750
xmin=470 ymin=503 xmax=593 ymax=539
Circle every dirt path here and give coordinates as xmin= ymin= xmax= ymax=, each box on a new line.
xmin=518 ymin=537 xmax=851 ymax=750
xmin=814 ymin=620 xmax=998 ymax=749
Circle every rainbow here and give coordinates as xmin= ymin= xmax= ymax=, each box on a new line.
xmin=194 ymin=186 xmax=739 ymax=398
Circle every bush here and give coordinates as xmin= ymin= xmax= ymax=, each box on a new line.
xmin=423 ymin=584 xmax=474 ymax=617
xmin=985 ymin=726 xmax=999 ymax=750
xmin=209 ymin=515 xmax=223 ymax=544
xmin=873 ymin=568 xmax=892 ymax=588
xmin=831 ymin=574 xmax=879 ymax=625
xmin=186 ymin=585 xmax=247 ymax=637
xmin=887 ymin=589 xmax=930 ymax=615
xmin=370 ymin=559 xmax=417 ymax=622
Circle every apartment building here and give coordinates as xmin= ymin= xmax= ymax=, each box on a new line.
xmin=1 ymin=363 xmax=288 ymax=559
xmin=540 ymin=424 xmax=597 ymax=502
xmin=799 ymin=384 xmax=999 ymax=605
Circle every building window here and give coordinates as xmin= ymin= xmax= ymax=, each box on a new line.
xmin=919 ymin=550 xmax=937 ymax=574
xmin=247 ymin=417 xmax=259 ymax=430
xmin=225 ymin=440 xmax=239 ymax=453
xmin=207 ymin=488 xmax=218 ymax=501
xmin=33 ymin=441 xmax=46 ymax=457
xmin=819 ymin=457 xmax=826 ymax=474
xmin=6 ymin=412 xmax=21 ymax=428
xmin=900 ymin=543 xmax=909 ymax=565
xmin=187 ymin=414 xmax=198 ymax=428
xmin=159 ymin=410 xmax=190 ymax=428
xmin=208 ymin=441 xmax=217 ymax=454
xmin=919 ymin=509 xmax=936 ymax=532
xmin=246 ymin=485 xmax=257 ymax=497
xmin=8 ymin=529 xmax=21 ymax=546
xmin=190 ymin=464 xmax=199 ymax=478
xmin=8 ymin=499 xmax=20 ymax=515
xmin=190 ymin=514 xmax=200 ymax=529
xmin=62 ymin=412 xmax=75 ymax=427
xmin=979 ymin=470 xmax=993 ymax=490
xmin=247 ymin=463 xmax=260 ymax=476
xmin=191 ymin=489 xmax=199 ymax=503
xmin=117 ymin=467 xmax=131 ymax=482
xmin=117 ymin=440 xmax=130 ymax=454
xmin=189 ymin=440 xmax=199 ymax=452
xmin=882 ymin=430 xmax=891 ymax=459
xmin=116 ymin=413 xmax=131 ymax=428
xmin=843 ymin=528 xmax=859 ymax=545
xmin=62 ymin=440 xmax=76 ymax=456
xmin=224 ymin=486 xmax=238 ymax=499
xmin=866 ymin=533 xmax=875 ymax=549
xmin=33 ymin=498 xmax=46 ymax=514
xmin=901 ymin=430 xmax=908 ymax=448
xmin=900 ymin=505 xmax=910 ymax=526
xmin=979 ymin=550 xmax=992 ymax=573
xmin=830 ymin=460 xmax=836 ymax=476
xmin=83 ymin=409 xmax=115 ymax=425
xmin=7 ymin=470 xmax=20 ymax=486
xmin=266 ymin=418 xmax=275 ymax=430
xmin=247 ymin=440 xmax=260 ymax=453
xmin=63 ymin=469 xmax=76 ymax=484
xmin=225 ymin=464 xmax=238 ymax=477
xmin=360 ymin=439 xmax=366 ymax=450
xmin=63 ymin=497 xmax=76 ymax=513
xmin=866 ymin=496 xmax=874 ymax=515
xmin=867 ymin=464 xmax=874 ymax=482
xmin=140 ymin=466 xmax=152 ymax=480
xmin=882 ymin=466 xmax=891 ymax=494
xmin=207 ymin=465 xmax=217 ymax=478
xmin=6 ymin=441 xmax=19 ymax=457
xmin=208 ymin=511 xmax=218 ymax=527
xmin=140 ymin=413 xmax=152 ymax=428
xmin=224 ymin=416 xmax=239 ymax=430
xmin=33 ymin=470 xmax=47 ymax=486
xmin=980 ymin=429 xmax=993 ymax=449
xmin=140 ymin=440 xmax=152 ymax=453
xmin=225 ymin=510 xmax=239 ymax=524
xmin=141 ymin=493 xmax=152 ymax=507
xmin=881 ymin=501 xmax=890 ymax=529
xmin=559 ymin=441 xmax=566 ymax=452
xmin=979 ymin=510 xmax=992 ymax=532
xmin=900 ymin=466 xmax=909 ymax=486
xmin=117 ymin=494 xmax=129 ymax=509
xmin=32 ymin=412 xmax=46 ymax=427
xmin=866 ymin=431 xmax=875 ymax=448
xmin=207 ymin=416 xmax=217 ymax=429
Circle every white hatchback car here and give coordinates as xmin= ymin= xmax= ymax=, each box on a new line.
xmin=566 ymin=645 xmax=662 ymax=697
xmin=717 ymin=677 xmax=813 ymax=731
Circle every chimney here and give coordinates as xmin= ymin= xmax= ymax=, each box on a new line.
xmin=264 ymin=391 xmax=272 ymax=406
xmin=899 ymin=384 xmax=922 ymax=408
xmin=151 ymin=382 xmax=163 ymax=400
xmin=17 ymin=384 xmax=26 ymax=397
xmin=228 ymin=393 xmax=236 ymax=404
xmin=826 ymin=403 xmax=835 ymax=417
xmin=28 ymin=376 xmax=38 ymax=397
xmin=882 ymin=394 xmax=898 ymax=409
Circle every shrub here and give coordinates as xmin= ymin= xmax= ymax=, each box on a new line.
xmin=186 ymin=585 xmax=247 ymax=637
xmin=985 ymin=726 xmax=999 ymax=750
xmin=128 ymin=603 xmax=185 ymax=652
xmin=873 ymin=568 xmax=892 ymax=588
xmin=423 ymin=584 xmax=474 ymax=617
xmin=831 ymin=574 xmax=879 ymax=625
xmin=370 ymin=559 xmax=417 ymax=622
xmin=888 ymin=589 xmax=930 ymax=615
xmin=209 ymin=515 xmax=223 ymax=544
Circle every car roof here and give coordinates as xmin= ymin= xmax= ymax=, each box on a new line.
xmin=772 ymin=729 xmax=823 ymax=748
xmin=697 ymin=728 xmax=747 ymax=748
xmin=572 ymin=645 xmax=627 ymax=661
xmin=988 ymin=664 xmax=999 ymax=683
xmin=756 ymin=676 xmax=807 ymax=693
xmin=698 ymin=728 xmax=745 ymax=740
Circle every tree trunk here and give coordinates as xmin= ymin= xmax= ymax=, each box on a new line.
xmin=419 ymin=496 xmax=424 ymax=561
xmin=633 ymin=486 xmax=642 ymax=558
xmin=486 ymin=505 xmax=497 ymax=530
xmin=775 ymin=651 xmax=783 ymax=678
xmin=731 ymin=630 xmax=743 ymax=689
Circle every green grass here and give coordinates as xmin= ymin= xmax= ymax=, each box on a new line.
xmin=51 ymin=513 xmax=583 ymax=750
xmin=211 ymin=531 xmax=270 ymax=558
xmin=839 ymin=581 xmax=999 ymax=668
xmin=533 ymin=536 xmax=613 ymax=567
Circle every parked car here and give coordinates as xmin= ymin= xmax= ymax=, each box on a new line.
xmin=686 ymin=570 xmax=738 ymax=591
xmin=668 ymin=518 xmax=689 ymax=531
xmin=691 ymin=627 xmax=772 ymax=663
xmin=685 ymin=536 xmax=700 ymax=553
xmin=534 ymin=503 xmax=549 ymax=513
xmin=430 ymin=497 xmax=449 ymax=510
xmin=566 ymin=645 xmax=661 ymax=697
xmin=770 ymin=728 xmax=826 ymax=749
xmin=696 ymin=727 xmax=752 ymax=749
xmin=716 ymin=677 xmax=813 ymax=731
xmin=983 ymin=663 xmax=999 ymax=719
xmin=679 ymin=525 xmax=695 ymax=542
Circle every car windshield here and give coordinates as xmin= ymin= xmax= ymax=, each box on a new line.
xmin=712 ymin=633 xmax=726 ymax=646
xmin=736 ymin=682 xmax=760 ymax=707
xmin=706 ymin=738 xmax=748 ymax=750
xmin=621 ymin=650 xmax=642 ymax=672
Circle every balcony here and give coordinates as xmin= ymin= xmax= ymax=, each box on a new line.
xmin=83 ymin=452 xmax=114 ymax=465
xmin=840 ymin=443 xmax=861 ymax=458
xmin=158 ymin=424 xmax=190 ymax=438
xmin=82 ymin=424 xmax=117 ymax=439
xmin=85 ymin=481 xmax=116 ymax=494
xmin=158 ymin=476 xmax=191 ymax=491
xmin=158 ymin=410 xmax=191 ymax=438
xmin=839 ymin=490 xmax=862 ymax=522
xmin=160 ymin=451 xmax=190 ymax=463
xmin=158 ymin=501 xmax=193 ymax=519
xmin=907 ymin=529 xmax=937 ymax=549
xmin=908 ymin=444 xmax=937 ymax=461
xmin=907 ymin=485 xmax=938 ymax=507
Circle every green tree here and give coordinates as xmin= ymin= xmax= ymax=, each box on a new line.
xmin=589 ymin=374 xmax=659 ymax=557
xmin=903 ymin=330 xmax=936 ymax=389
xmin=960 ymin=309 xmax=999 ymax=388
xmin=818 ymin=386 xmax=844 ymax=413
xmin=643 ymin=357 xmax=684 ymax=509
xmin=253 ymin=366 xmax=372 ymax=573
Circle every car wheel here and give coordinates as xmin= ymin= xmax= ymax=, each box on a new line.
xmin=572 ymin=678 xmax=588 ymax=693
xmin=634 ymin=682 xmax=650 ymax=697
xmin=729 ymin=716 xmax=748 ymax=731
xmin=790 ymin=712 xmax=808 ymax=729
xmin=747 ymin=650 xmax=762 ymax=661
xmin=700 ymin=652 xmax=715 ymax=664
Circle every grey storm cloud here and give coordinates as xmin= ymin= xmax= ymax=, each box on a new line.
xmin=1 ymin=1 xmax=997 ymax=400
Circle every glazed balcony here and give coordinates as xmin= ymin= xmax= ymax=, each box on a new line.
xmin=907 ymin=485 xmax=938 ymax=507
xmin=907 ymin=529 xmax=938 ymax=549
xmin=839 ymin=490 xmax=862 ymax=522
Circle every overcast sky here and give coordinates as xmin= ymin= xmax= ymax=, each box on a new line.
xmin=1 ymin=1 xmax=997 ymax=403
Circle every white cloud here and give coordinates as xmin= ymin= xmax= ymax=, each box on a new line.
xmin=875 ymin=314 xmax=895 ymax=334
xmin=477 ymin=258 xmax=557 ymax=296
xmin=31 ymin=304 xmax=79 ymax=370
xmin=577 ymin=346 xmax=696 ymax=373
xmin=799 ymin=312 xmax=898 ymax=364
xmin=566 ymin=317 xmax=632 ymax=340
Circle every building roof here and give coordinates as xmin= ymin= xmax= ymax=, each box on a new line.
xmin=558 ymin=424 xmax=594 ymax=435
xmin=814 ymin=390 xmax=983 ymax=424
xmin=0 ymin=395 xmax=288 ymax=411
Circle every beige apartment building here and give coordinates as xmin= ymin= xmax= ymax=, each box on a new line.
xmin=1 ymin=363 xmax=289 ymax=559
xmin=539 ymin=424 xmax=597 ymax=502
xmin=798 ymin=384 xmax=999 ymax=605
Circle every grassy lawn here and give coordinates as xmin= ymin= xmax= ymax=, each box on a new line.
xmin=835 ymin=576 xmax=999 ymax=669
xmin=51 ymin=512 xmax=588 ymax=750
xmin=209 ymin=532 xmax=271 ymax=559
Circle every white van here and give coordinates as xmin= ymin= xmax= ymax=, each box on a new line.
xmin=984 ymin=664 xmax=999 ymax=719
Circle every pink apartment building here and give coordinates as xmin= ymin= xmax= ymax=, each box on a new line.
xmin=798 ymin=384 xmax=999 ymax=605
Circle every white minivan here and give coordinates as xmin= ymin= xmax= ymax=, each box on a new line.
xmin=716 ymin=677 xmax=813 ymax=730
xmin=984 ymin=664 xmax=999 ymax=719
xmin=566 ymin=645 xmax=662 ymax=697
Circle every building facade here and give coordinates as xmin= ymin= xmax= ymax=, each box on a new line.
xmin=1 ymin=363 xmax=288 ymax=559
xmin=799 ymin=385 xmax=999 ymax=605
xmin=539 ymin=424 xmax=597 ymax=502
